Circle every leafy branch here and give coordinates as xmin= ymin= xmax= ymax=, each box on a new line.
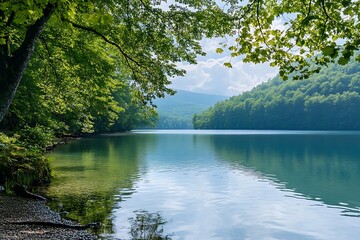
xmin=256 ymin=0 xmax=270 ymax=48
xmin=64 ymin=18 xmax=143 ymax=69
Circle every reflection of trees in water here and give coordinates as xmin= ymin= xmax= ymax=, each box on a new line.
xmin=129 ymin=210 xmax=172 ymax=240
xmin=47 ymin=192 xmax=115 ymax=235
xmin=46 ymin=134 xmax=157 ymax=236
xmin=210 ymin=134 xmax=360 ymax=212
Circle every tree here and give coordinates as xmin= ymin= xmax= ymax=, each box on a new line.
xmin=1 ymin=19 xmax=125 ymax=135
xmin=0 ymin=2 xmax=55 ymax=123
xmin=1 ymin=0 xmax=359 ymax=123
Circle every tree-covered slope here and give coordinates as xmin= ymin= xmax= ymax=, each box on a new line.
xmin=153 ymin=90 xmax=227 ymax=129
xmin=193 ymin=59 xmax=360 ymax=130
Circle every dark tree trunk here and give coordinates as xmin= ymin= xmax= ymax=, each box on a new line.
xmin=0 ymin=4 xmax=55 ymax=123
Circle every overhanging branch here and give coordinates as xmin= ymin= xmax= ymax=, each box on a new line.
xmin=256 ymin=0 xmax=270 ymax=48
xmin=64 ymin=19 xmax=143 ymax=69
xmin=320 ymin=0 xmax=331 ymax=21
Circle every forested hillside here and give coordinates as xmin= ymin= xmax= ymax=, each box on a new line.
xmin=153 ymin=90 xmax=227 ymax=129
xmin=193 ymin=59 xmax=360 ymax=130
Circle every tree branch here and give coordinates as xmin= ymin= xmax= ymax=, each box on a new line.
xmin=0 ymin=3 xmax=55 ymax=123
xmin=11 ymin=3 xmax=55 ymax=62
xmin=320 ymin=0 xmax=330 ymax=39
xmin=307 ymin=0 xmax=312 ymax=17
xmin=2 ymin=11 xmax=16 ymax=58
xmin=256 ymin=0 xmax=270 ymax=48
xmin=38 ymin=36 xmax=62 ymax=84
xmin=0 ymin=7 xmax=5 ymax=21
xmin=320 ymin=0 xmax=331 ymax=21
xmin=64 ymin=19 xmax=143 ymax=69
xmin=292 ymin=0 xmax=313 ymax=50
xmin=9 ymin=221 xmax=100 ymax=230
xmin=6 ymin=11 xmax=15 ymax=26
xmin=1 ymin=11 xmax=15 ymax=61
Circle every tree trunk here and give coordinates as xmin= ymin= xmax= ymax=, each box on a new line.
xmin=0 ymin=4 xmax=55 ymax=123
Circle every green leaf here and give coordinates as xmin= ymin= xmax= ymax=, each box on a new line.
xmin=224 ymin=62 xmax=232 ymax=68
xmin=228 ymin=46 xmax=237 ymax=51
xmin=302 ymin=15 xmax=318 ymax=25
xmin=342 ymin=0 xmax=351 ymax=7
xmin=322 ymin=45 xmax=335 ymax=56
xmin=270 ymin=62 xmax=277 ymax=67
xmin=338 ymin=57 xmax=349 ymax=65
xmin=266 ymin=15 xmax=274 ymax=24
xmin=215 ymin=48 xmax=224 ymax=54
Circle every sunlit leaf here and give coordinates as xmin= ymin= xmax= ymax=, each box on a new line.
xmin=216 ymin=48 xmax=224 ymax=54
xmin=224 ymin=62 xmax=232 ymax=68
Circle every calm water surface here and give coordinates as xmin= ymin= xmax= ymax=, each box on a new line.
xmin=46 ymin=130 xmax=360 ymax=239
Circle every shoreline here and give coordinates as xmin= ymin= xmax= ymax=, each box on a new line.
xmin=0 ymin=194 xmax=97 ymax=239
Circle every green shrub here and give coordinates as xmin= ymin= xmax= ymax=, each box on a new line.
xmin=0 ymin=133 xmax=51 ymax=192
xmin=17 ymin=125 xmax=55 ymax=149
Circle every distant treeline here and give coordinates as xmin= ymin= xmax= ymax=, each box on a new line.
xmin=153 ymin=90 xmax=228 ymax=129
xmin=193 ymin=59 xmax=360 ymax=130
xmin=156 ymin=116 xmax=192 ymax=129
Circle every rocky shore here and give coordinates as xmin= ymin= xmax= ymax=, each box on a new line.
xmin=0 ymin=194 xmax=98 ymax=239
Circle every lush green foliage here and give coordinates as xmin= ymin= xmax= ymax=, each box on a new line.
xmin=220 ymin=0 xmax=360 ymax=80
xmin=0 ymin=18 xmax=157 ymax=137
xmin=0 ymin=133 xmax=51 ymax=192
xmin=194 ymin=59 xmax=360 ymax=130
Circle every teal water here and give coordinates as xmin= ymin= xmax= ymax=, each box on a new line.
xmin=46 ymin=130 xmax=360 ymax=239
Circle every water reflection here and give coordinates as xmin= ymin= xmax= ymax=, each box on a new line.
xmin=47 ymin=130 xmax=360 ymax=239
xmin=46 ymin=134 xmax=151 ymax=234
xmin=129 ymin=210 xmax=172 ymax=240
xmin=210 ymin=133 xmax=360 ymax=215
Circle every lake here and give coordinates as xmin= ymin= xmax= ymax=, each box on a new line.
xmin=46 ymin=130 xmax=360 ymax=239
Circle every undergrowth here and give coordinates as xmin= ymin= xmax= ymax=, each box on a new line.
xmin=0 ymin=132 xmax=52 ymax=193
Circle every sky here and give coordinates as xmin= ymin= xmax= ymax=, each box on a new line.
xmin=169 ymin=37 xmax=278 ymax=97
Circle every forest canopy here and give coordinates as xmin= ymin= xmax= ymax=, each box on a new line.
xmin=193 ymin=58 xmax=360 ymax=130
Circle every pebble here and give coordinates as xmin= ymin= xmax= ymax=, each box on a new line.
xmin=0 ymin=194 xmax=98 ymax=239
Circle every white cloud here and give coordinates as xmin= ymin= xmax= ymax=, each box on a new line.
xmin=170 ymin=56 xmax=277 ymax=97
xmin=169 ymin=35 xmax=278 ymax=97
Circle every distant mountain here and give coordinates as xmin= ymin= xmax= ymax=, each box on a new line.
xmin=194 ymin=58 xmax=360 ymax=130
xmin=153 ymin=90 xmax=228 ymax=129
